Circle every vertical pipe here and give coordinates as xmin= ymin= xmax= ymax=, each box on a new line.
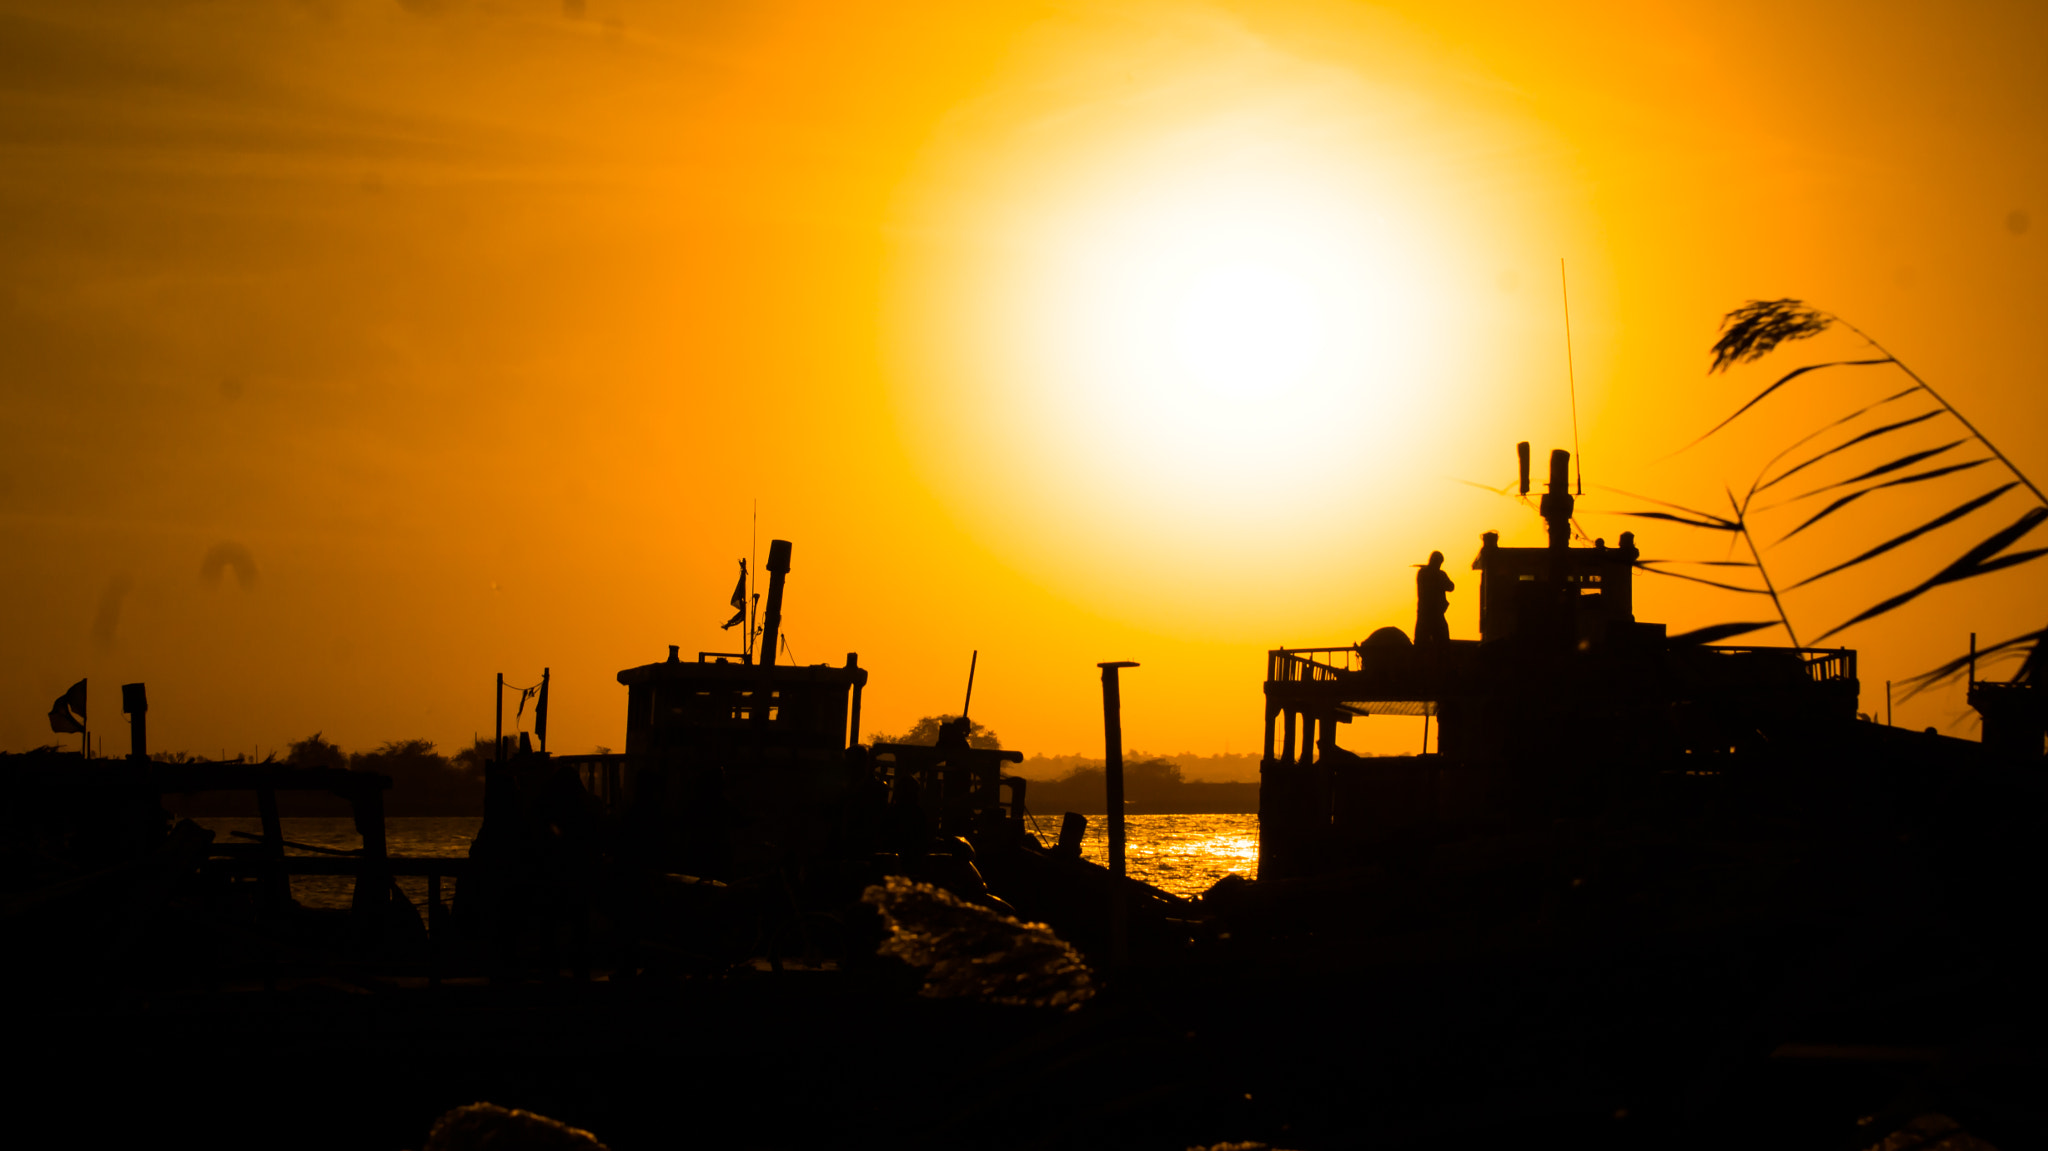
xmin=846 ymin=652 xmax=863 ymax=751
xmin=758 ymin=539 xmax=793 ymax=670
xmin=494 ymin=673 xmax=504 ymax=763
xmin=121 ymin=682 xmax=149 ymax=761
xmin=1098 ymin=660 xmax=1138 ymax=967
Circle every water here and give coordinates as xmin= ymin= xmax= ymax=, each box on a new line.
xmin=192 ymin=816 xmax=480 ymax=911
xmin=188 ymin=813 xmax=1259 ymax=908
xmin=1029 ymin=812 xmax=1260 ymax=899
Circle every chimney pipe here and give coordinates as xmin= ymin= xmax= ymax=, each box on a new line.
xmin=122 ymin=682 xmax=149 ymax=761
xmin=1539 ymin=449 xmax=1575 ymax=550
xmin=758 ymin=539 xmax=793 ymax=669
xmin=1517 ymin=441 xmax=1531 ymax=496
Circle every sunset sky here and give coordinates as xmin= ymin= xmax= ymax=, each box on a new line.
xmin=3 ymin=0 xmax=2045 ymax=763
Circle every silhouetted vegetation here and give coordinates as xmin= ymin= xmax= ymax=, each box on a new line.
xmin=868 ymin=714 xmax=1002 ymax=749
xmin=1625 ymin=298 xmax=2048 ymax=686
xmin=1024 ymin=755 xmax=1258 ymax=814
xmin=158 ymin=733 xmax=485 ymax=817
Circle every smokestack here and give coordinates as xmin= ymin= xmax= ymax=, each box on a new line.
xmin=758 ymin=539 xmax=793 ymax=669
xmin=1540 ymin=449 xmax=1575 ymax=550
xmin=121 ymin=682 xmax=148 ymax=761
xmin=1517 ymin=442 xmax=1531 ymax=496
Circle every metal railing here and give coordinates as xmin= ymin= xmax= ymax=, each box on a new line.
xmin=1267 ymin=646 xmax=1362 ymax=684
xmin=1701 ymin=646 xmax=1857 ymax=684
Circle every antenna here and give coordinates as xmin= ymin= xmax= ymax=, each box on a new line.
xmin=961 ymin=650 xmax=979 ymax=719
xmin=748 ymin=499 xmax=759 ymax=663
xmin=1561 ymin=258 xmax=1583 ymax=495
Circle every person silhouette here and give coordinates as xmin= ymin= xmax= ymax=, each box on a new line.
xmin=1415 ymin=550 xmax=1454 ymax=646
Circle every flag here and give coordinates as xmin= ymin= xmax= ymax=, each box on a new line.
xmin=48 ymin=678 xmax=86 ymax=734
xmin=515 ymin=684 xmax=537 ymax=721
xmin=534 ymin=668 xmax=550 ymax=743
xmin=721 ymin=559 xmax=747 ymax=630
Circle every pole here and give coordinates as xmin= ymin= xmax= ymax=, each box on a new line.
xmin=495 ymin=672 xmax=504 ymax=763
xmin=537 ymin=667 xmax=550 ymax=754
xmin=1886 ymin=681 xmax=1893 ymax=726
xmin=1098 ymin=660 xmax=1138 ymax=966
xmin=962 ymin=650 xmax=979 ymax=719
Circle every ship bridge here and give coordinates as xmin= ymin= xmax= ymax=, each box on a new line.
xmin=1258 ymin=445 xmax=1861 ymax=875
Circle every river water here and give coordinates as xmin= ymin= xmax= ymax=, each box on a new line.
xmin=190 ymin=813 xmax=1260 ymax=909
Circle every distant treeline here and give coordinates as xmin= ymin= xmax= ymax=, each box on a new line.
xmin=1016 ymin=751 xmax=1266 ymax=784
xmin=146 ymin=726 xmax=1269 ymax=820
xmin=872 ymin=716 xmax=1263 ymax=814
xmin=1018 ymin=756 xmax=1259 ymax=816
xmin=158 ymin=734 xmax=488 ymax=818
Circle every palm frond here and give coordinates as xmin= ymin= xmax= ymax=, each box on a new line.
xmin=1773 ymin=461 xmax=1996 ymax=544
xmin=1899 ymin=624 xmax=2048 ymax=698
xmin=1620 ymin=511 xmax=1743 ymax=532
xmin=1784 ymin=483 xmax=2018 ymax=588
xmin=1632 ymin=563 xmax=1771 ymax=594
xmin=1815 ymin=507 xmax=2048 ymax=641
xmin=1756 ymin=409 xmax=1944 ymax=493
xmin=1685 ymin=359 xmax=1897 ymax=450
xmin=1784 ymin=441 xmax=1966 ymax=503
xmin=1668 ymin=621 xmax=1783 ymax=645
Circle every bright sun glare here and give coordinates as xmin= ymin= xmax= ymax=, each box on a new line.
xmin=1172 ymin=261 xmax=1327 ymax=397
xmin=889 ymin=27 xmax=1520 ymax=623
xmin=1030 ymin=165 xmax=1443 ymax=502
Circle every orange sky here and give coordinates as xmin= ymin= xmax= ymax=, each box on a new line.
xmin=3 ymin=0 xmax=2045 ymax=762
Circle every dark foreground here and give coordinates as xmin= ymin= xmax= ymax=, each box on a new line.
xmin=18 ymin=928 xmax=2046 ymax=1151
xmin=8 ymin=732 xmax=2048 ymax=1149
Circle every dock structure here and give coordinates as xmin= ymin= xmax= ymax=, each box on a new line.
xmin=1258 ymin=444 xmax=1862 ymax=878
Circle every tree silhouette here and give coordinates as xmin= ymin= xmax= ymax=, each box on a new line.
xmin=869 ymin=714 xmax=1002 ymax=749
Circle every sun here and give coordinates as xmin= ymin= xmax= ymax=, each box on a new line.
xmin=1170 ymin=260 xmax=1327 ymax=398
xmin=1023 ymin=161 xmax=1443 ymax=498
xmin=880 ymin=12 xmax=1571 ymax=631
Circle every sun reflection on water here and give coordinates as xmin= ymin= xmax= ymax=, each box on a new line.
xmin=1054 ymin=813 xmax=1261 ymax=899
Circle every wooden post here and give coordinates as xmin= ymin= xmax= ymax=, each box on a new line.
xmin=1098 ymin=660 xmax=1138 ymax=967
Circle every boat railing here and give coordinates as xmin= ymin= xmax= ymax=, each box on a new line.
xmin=1699 ymin=646 xmax=1857 ymax=684
xmin=558 ymin=752 xmax=631 ymax=811
xmin=1267 ymin=646 xmax=1363 ymax=683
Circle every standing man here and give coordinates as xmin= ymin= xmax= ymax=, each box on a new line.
xmin=1415 ymin=551 xmax=1454 ymax=646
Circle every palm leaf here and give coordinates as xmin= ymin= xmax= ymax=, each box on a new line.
xmin=1785 ymin=483 xmax=2017 ymax=589
xmin=1785 ymin=441 xmax=1965 ymax=503
xmin=1668 ymin=621 xmax=1783 ymax=645
xmin=1633 ymin=564 xmax=1770 ymax=594
xmin=1620 ymin=511 xmax=1744 ymax=532
xmin=1736 ymin=384 xmax=1927 ymax=490
xmin=1899 ymin=624 xmax=2048 ymax=697
xmin=1685 ymin=358 xmax=1896 ymax=449
xmin=1756 ymin=409 xmax=1943 ymax=493
xmin=1637 ymin=559 xmax=1756 ymax=567
xmin=1773 ymin=460 xmax=1995 ymax=544
xmin=1815 ymin=507 xmax=2048 ymax=641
